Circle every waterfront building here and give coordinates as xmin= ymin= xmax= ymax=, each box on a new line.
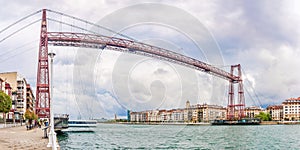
xmin=0 ymin=72 xmax=35 ymax=122
xmin=130 ymin=111 xmax=148 ymax=122
xmin=159 ymin=110 xmax=167 ymax=122
xmin=266 ymin=105 xmax=283 ymax=121
xmin=130 ymin=112 xmax=138 ymax=122
xmin=127 ymin=110 xmax=131 ymax=122
xmin=191 ymin=107 xmax=199 ymax=123
xmin=188 ymin=103 xmax=227 ymax=122
xmin=171 ymin=109 xmax=184 ymax=122
xmin=282 ymin=97 xmax=300 ymax=121
xmin=130 ymin=101 xmax=227 ymax=123
xmin=201 ymin=104 xmax=227 ymax=122
xmin=148 ymin=110 xmax=160 ymax=122
xmin=184 ymin=100 xmax=192 ymax=122
xmin=244 ymin=106 xmax=263 ymax=118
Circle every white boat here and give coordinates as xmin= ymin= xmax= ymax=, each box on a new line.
xmin=68 ymin=120 xmax=97 ymax=127
xmin=62 ymin=120 xmax=97 ymax=132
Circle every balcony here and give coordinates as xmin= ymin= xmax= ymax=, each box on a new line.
xmin=16 ymin=104 xmax=24 ymax=108
xmin=17 ymin=81 xmax=24 ymax=87
xmin=17 ymin=97 xmax=23 ymax=100
xmin=17 ymin=89 xmax=24 ymax=93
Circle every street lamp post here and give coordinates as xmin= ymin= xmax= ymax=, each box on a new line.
xmin=47 ymin=52 xmax=58 ymax=150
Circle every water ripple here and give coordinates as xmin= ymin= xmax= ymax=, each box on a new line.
xmin=57 ymin=124 xmax=300 ymax=149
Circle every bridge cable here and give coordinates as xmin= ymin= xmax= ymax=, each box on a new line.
xmin=47 ymin=18 xmax=99 ymax=36
xmin=243 ymin=84 xmax=260 ymax=107
xmin=0 ymin=45 xmax=36 ymax=62
xmin=241 ymin=67 xmax=263 ymax=107
xmin=0 ymin=19 xmax=41 ymax=43
xmin=0 ymin=10 xmax=42 ymax=34
xmin=46 ymin=9 xmax=136 ymax=41
xmin=0 ymin=39 xmax=38 ymax=57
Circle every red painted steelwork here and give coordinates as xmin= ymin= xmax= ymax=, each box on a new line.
xmin=47 ymin=32 xmax=245 ymax=120
xmin=47 ymin=32 xmax=239 ymax=81
xmin=227 ymin=64 xmax=245 ymax=120
xmin=36 ymin=10 xmax=245 ymax=120
xmin=36 ymin=9 xmax=50 ymax=118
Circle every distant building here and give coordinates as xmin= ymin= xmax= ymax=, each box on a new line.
xmin=184 ymin=100 xmax=192 ymax=122
xmin=26 ymin=84 xmax=35 ymax=113
xmin=130 ymin=101 xmax=227 ymax=123
xmin=171 ymin=109 xmax=184 ymax=122
xmin=127 ymin=110 xmax=131 ymax=122
xmin=129 ymin=112 xmax=138 ymax=122
xmin=266 ymin=105 xmax=283 ymax=121
xmin=0 ymin=72 xmax=35 ymax=122
xmin=197 ymin=104 xmax=227 ymax=122
xmin=282 ymin=97 xmax=300 ymax=121
xmin=159 ymin=110 xmax=167 ymax=122
xmin=148 ymin=110 xmax=160 ymax=122
xmin=244 ymin=106 xmax=263 ymax=118
xmin=130 ymin=111 xmax=148 ymax=122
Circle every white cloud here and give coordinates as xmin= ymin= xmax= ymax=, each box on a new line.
xmin=1 ymin=1 xmax=300 ymax=119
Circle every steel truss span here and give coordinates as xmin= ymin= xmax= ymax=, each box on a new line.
xmin=47 ymin=32 xmax=238 ymax=81
xmin=47 ymin=31 xmax=245 ymax=120
xmin=36 ymin=9 xmax=244 ymax=120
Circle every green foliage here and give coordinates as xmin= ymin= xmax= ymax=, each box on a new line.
xmin=24 ymin=109 xmax=38 ymax=121
xmin=255 ymin=112 xmax=272 ymax=121
xmin=0 ymin=91 xmax=12 ymax=113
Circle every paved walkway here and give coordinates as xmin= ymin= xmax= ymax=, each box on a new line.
xmin=0 ymin=123 xmax=22 ymax=128
xmin=0 ymin=126 xmax=55 ymax=150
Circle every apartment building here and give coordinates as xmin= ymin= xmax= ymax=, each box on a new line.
xmin=0 ymin=78 xmax=13 ymax=120
xmin=130 ymin=101 xmax=227 ymax=123
xmin=184 ymin=100 xmax=192 ymax=122
xmin=244 ymin=106 xmax=263 ymax=118
xmin=26 ymin=84 xmax=35 ymax=112
xmin=0 ymin=72 xmax=35 ymax=122
xmin=201 ymin=104 xmax=227 ymax=122
xmin=266 ymin=105 xmax=283 ymax=121
xmin=171 ymin=109 xmax=184 ymax=122
xmin=282 ymin=97 xmax=300 ymax=121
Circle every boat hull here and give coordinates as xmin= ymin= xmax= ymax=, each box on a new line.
xmin=211 ymin=118 xmax=261 ymax=125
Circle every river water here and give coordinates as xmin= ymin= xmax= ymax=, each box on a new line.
xmin=58 ymin=123 xmax=300 ymax=149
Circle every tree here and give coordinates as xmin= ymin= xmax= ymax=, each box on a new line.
xmin=255 ymin=112 xmax=272 ymax=121
xmin=24 ymin=109 xmax=38 ymax=126
xmin=0 ymin=91 xmax=12 ymax=125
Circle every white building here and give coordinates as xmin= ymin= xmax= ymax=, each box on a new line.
xmin=244 ymin=106 xmax=263 ymax=118
xmin=0 ymin=78 xmax=12 ymax=120
xmin=171 ymin=109 xmax=184 ymax=122
xmin=266 ymin=105 xmax=283 ymax=121
xmin=148 ymin=110 xmax=160 ymax=122
xmin=282 ymin=97 xmax=300 ymax=121
xmin=129 ymin=101 xmax=227 ymax=123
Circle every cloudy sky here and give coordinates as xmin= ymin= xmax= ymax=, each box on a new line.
xmin=1 ymin=0 xmax=300 ymax=119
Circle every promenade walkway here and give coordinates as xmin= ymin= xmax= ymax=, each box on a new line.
xmin=0 ymin=125 xmax=53 ymax=150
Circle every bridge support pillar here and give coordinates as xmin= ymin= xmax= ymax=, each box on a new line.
xmin=227 ymin=64 xmax=245 ymax=120
xmin=36 ymin=9 xmax=50 ymax=119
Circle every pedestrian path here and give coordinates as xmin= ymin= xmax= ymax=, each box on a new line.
xmin=0 ymin=125 xmax=55 ymax=150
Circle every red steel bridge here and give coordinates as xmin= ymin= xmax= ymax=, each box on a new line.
xmin=2 ymin=9 xmax=245 ymax=120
